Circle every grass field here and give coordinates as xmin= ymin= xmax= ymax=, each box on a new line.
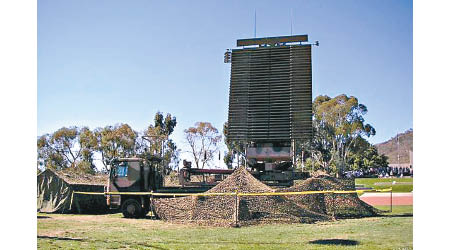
xmin=356 ymin=177 xmax=413 ymax=193
xmin=37 ymin=205 xmax=412 ymax=250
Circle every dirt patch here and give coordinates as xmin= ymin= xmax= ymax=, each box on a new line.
xmin=45 ymin=214 xmax=111 ymax=222
xmin=38 ymin=230 xmax=69 ymax=238
xmin=360 ymin=194 xmax=413 ymax=206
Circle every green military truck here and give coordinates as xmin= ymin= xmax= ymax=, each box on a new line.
xmin=106 ymin=156 xmax=225 ymax=218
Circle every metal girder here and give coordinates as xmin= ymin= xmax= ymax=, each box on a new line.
xmin=237 ymin=35 xmax=308 ymax=47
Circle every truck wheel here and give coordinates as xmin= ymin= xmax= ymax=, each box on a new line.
xmin=121 ymin=199 xmax=142 ymax=218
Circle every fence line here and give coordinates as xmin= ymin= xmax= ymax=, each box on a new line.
xmin=73 ymin=188 xmax=392 ymax=197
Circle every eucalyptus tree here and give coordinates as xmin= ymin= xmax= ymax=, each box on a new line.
xmin=185 ymin=122 xmax=222 ymax=169
xmin=95 ymin=124 xmax=137 ymax=169
xmin=37 ymin=126 xmax=98 ymax=173
xmin=143 ymin=112 xmax=179 ymax=171
xmin=222 ymin=122 xmax=245 ymax=169
xmin=310 ymin=94 xmax=376 ymax=175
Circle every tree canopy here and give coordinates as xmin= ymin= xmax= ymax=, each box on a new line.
xmin=184 ymin=122 xmax=222 ymax=168
xmin=222 ymin=122 xmax=245 ymax=169
xmin=37 ymin=112 xmax=180 ymax=174
xmin=95 ymin=124 xmax=137 ymax=168
xmin=298 ymin=94 xmax=385 ymax=176
xmin=37 ymin=126 xmax=98 ymax=174
xmin=142 ymin=112 xmax=179 ymax=171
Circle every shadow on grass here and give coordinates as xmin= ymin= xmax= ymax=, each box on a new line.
xmin=309 ymin=239 xmax=359 ymax=246
xmin=37 ymin=215 xmax=51 ymax=219
xmin=381 ymin=213 xmax=413 ymax=218
xmin=132 ymin=242 xmax=169 ymax=250
xmin=38 ymin=235 xmax=84 ymax=241
xmin=120 ymin=215 xmax=157 ymax=220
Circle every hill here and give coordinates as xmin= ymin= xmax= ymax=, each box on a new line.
xmin=375 ymin=129 xmax=413 ymax=164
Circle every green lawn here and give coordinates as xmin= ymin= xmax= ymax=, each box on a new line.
xmin=355 ymin=177 xmax=413 ymax=193
xmin=37 ymin=206 xmax=412 ymax=250
xmin=375 ymin=205 xmax=413 ymax=215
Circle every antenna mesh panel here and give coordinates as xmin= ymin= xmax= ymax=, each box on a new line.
xmin=227 ymin=45 xmax=312 ymax=142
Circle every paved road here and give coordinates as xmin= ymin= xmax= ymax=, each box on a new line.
xmin=359 ymin=192 xmax=413 ymax=206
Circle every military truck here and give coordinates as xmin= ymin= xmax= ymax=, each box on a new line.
xmin=106 ymin=156 xmax=230 ymax=218
xmin=106 ymin=156 xmax=159 ymax=218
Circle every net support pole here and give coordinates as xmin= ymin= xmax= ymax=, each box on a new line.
xmin=191 ymin=195 xmax=195 ymax=220
xmin=69 ymin=192 xmax=74 ymax=211
xmin=244 ymin=146 xmax=247 ymax=168
xmin=331 ymin=192 xmax=336 ymax=220
xmin=292 ymin=139 xmax=296 ymax=168
xmin=234 ymin=191 xmax=239 ymax=227
xmin=150 ymin=191 xmax=154 ymax=218
xmin=390 ymin=188 xmax=393 ymax=213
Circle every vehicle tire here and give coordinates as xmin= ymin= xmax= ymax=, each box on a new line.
xmin=121 ymin=199 xmax=142 ymax=218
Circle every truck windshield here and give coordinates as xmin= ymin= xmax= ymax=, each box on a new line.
xmin=117 ymin=165 xmax=128 ymax=177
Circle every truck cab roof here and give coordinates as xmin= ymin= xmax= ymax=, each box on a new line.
xmin=115 ymin=155 xmax=163 ymax=163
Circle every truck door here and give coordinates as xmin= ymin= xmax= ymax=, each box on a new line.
xmin=108 ymin=160 xmax=142 ymax=208
xmin=113 ymin=161 xmax=142 ymax=191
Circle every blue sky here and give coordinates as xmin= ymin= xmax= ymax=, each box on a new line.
xmin=38 ymin=0 xmax=412 ymax=168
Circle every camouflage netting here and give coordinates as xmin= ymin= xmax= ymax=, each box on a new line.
xmin=53 ymin=170 xmax=108 ymax=186
xmin=164 ymin=173 xmax=204 ymax=187
xmin=37 ymin=169 xmax=109 ymax=214
xmin=154 ymin=167 xmax=331 ymax=226
xmin=279 ymin=175 xmax=379 ymax=218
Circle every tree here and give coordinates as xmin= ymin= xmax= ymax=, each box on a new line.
xmin=50 ymin=127 xmax=81 ymax=168
xmin=222 ymin=122 xmax=245 ymax=169
xmin=301 ymin=119 xmax=334 ymax=172
xmin=185 ymin=122 xmax=222 ymax=168
xmin=96 ymin=124 xmax=137 ymax=168
xmin=37 ymin=134 xmax=66 ymax=170
xmin=347 ymin=144 xmax=389 ymax=171
xmin=143 ymin=112 xmax=179 ymax=171
xmin=306 ymin=94 xmax=376 ymax=176
xmin=78 ymin=127 xmax=98 ymax=173
xmin=37 ymin=126 xmax=98 ymax=174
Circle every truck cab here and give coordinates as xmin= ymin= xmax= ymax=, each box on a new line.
xmin=107 ymin=156 xmax=163 ymax=218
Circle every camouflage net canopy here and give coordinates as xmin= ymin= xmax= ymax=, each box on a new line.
xmin=154 ymin=167 xmax=333 ymax=226
xmin=279 ymin=176 xmax=379 ymax=218
xmin=53 ymin=170 xmax=108 ymax=186
xmin=164 ymin=173 xmax=205 ymax=187
xmin=37 ymin=169 xmax=109 ymax=214
xmin=154 ymin=167 xmax=379 ymax=226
